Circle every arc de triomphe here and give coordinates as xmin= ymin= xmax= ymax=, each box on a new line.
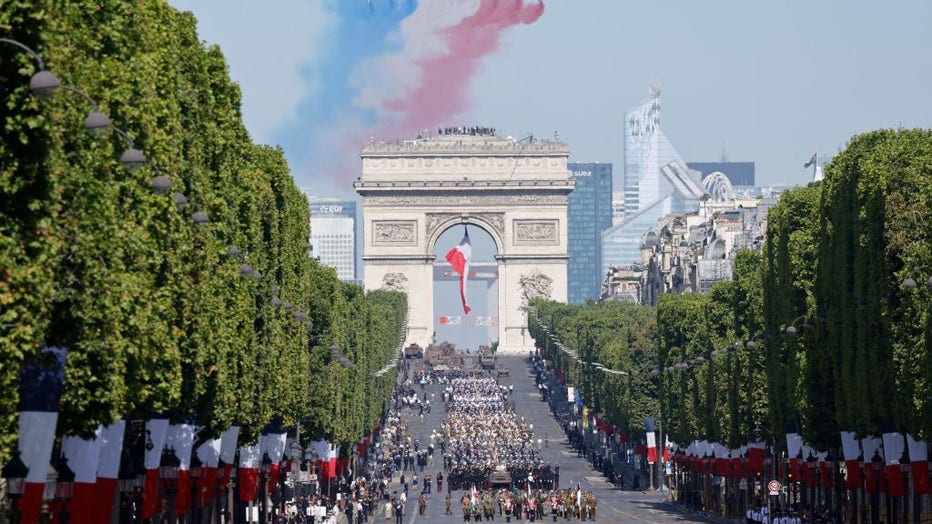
xmin=354 ymin=131 xmax=574 ymax=354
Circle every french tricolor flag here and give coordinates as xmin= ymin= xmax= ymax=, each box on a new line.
xmin=142 ymin=418 xmax=170 ymax=520
xmin=219 ymin=426 xmax=240 ymax=483
xmin=238 ymin=444 xmax=260 ymax=502
xmin=93 ymin=421 xmax=125 ymax=524
xmin=261 ymin=425 xmax=287 ymax=497
xmin=165 ymin=423 xmax=196 ymax=517
xmin=445 ymin=228 xmax=472 ymax=315
xmin=907 ymin=434 xmax=931 ymax=494
xmin=195 ymin=435 xmax=221 ymax=505
xmin=840 ymin=431 xmax=862 ymax=490
xmin=16 ymin=346 xmax=67 ymax=524
xmin=645 ymin=418 xmax=657 ymax=464
xmin=60 ymin=427 xmax=103 ymax=524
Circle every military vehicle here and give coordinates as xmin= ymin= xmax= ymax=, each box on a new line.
xmin=425 ymin=341 xmax=464 ymax=368
xmin=478 ymin=345 xmax=496 ymax=370
xmin=403 ymin=343 xmax=423 ymax=359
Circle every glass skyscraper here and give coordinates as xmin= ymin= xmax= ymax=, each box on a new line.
xmin=603 ymin=87 xmax=706 ymax=274
xmin=567 ymin=163 xmax=613 ymax=304
xmin=305 ymin=196 xmax=358 ymax=283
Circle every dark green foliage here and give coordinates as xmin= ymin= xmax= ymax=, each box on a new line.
xmin=0 ymin=0 xmax=406 ymax=460
xmin=529 ymin=299 xmax=657 ymax=438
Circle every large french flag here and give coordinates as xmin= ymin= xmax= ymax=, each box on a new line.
xmin=445 ymin=229 xmax=472 ymax=315
xmin=17 ymin=346 xmax=67 ymax=524
xmin=61 ymin=428 xmax=103 ymax=524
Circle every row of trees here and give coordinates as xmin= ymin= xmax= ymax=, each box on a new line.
xmin=530 ymin=129 xmax=932 ymax=451
xmin=528 ymin=299 xmax=658 ymax=437
xmin=0 ymin=0 xmax=405 ymax=463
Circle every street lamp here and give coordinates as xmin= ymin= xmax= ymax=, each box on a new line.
xmin=55 ymin=455 xmax=75 ymax=524
xmin=38 ymin=459 xmax=59 ymax=524
xmin=806 ymin=451 xmax=818 ymax=519
xmin=0 ymin=38 xmax=61 ymax=98
xmin=160 ymin=447 xmax=181 ymax=524
xmin=259 ymin=452 xmax=272 ymax=524
xmin=189 ymin=452 xmax=203 ymax=524
xmin=113 ymin=128 xmax=147 ymax=171
xmin=2 ymin=449 xmax=29 ymax=524
xmin=118 ymin=449 xmax=140 ymax=524
xmin=902 ymin=265 xmax=932 ymax=290
xmin=870 ymin=450 xmax=883 ymax=524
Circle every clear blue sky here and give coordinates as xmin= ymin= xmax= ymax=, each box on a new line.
xmin=169 ymin=0 xmax=932 ymax=195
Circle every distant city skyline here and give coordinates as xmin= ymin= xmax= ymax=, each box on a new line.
xmin=169 ymin=0 xmax=932 ymax=196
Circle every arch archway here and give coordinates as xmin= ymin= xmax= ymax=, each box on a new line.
xmin=432 ymin=223 xmax=499 ymax=352
xmin=355 ymin=132 xmax=574 ymax=353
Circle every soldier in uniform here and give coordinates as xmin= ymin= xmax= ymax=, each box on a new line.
xmin=483 ymin=492 xmax=495 ymax=521
xmin=503 ymin=493 xmax=515 ymax=522
xmin=462 ymin=494 xmax=472 ymax=522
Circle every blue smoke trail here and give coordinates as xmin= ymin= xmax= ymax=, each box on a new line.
xmin=273 ymin=0 xmax=418 ymax=193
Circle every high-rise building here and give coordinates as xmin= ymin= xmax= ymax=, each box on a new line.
xmin=567 ymin=162 xmax=613 ymax=304
xmin=305 ymin=196 xmax=357 ymax=282
xmin=603 ymin=88 xmax=705 ymax=274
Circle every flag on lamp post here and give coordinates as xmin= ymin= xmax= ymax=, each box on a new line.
xmin=645 ymin=418 xmax=657 ymax=464
xmin=445 ymin=228 xmax=472 ymax=315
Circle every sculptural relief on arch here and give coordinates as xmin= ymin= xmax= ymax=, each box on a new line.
xmin=355 ymin=130 xmax=574 ymax=354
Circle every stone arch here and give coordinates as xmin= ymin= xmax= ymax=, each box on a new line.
xmin=425 ymin=213 xmax=504 ymax=257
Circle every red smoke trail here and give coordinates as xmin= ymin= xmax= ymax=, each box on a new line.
xmin=379 ymin=0 xmax=545 ymax=139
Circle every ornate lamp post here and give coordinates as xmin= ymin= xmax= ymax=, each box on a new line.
xmin=259 ymin=452 xmax=272 ymax=524
xmin=54 ymin=455 xmax=74 ymax=524
xmin=870 ymin=450 xmax=883 ymax=524
xmin=290 ymin=439 xmax=304 ymax=503
xmin=118 ymin=451 xmax=140 ymax=524
xmin=189 ymin=452 xmax=203 ymax=524
xmin=159 ymin=447 xmax=181 ymax=524
xmin=2 ymin=450 xmax=29 ymax=524
xmin=805 ymin=451 xmax=818 ymax=519
xmin=38 ymin=460 xmax=59 ymax=524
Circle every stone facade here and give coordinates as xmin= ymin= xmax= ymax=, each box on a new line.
xmin=355 ymin=133 xmax=573 ymax=354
